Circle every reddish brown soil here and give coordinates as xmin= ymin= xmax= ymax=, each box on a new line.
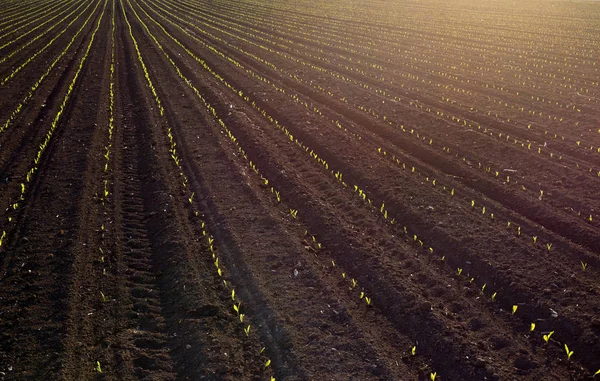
xmin=0 ymin=0 xmax=599 ymax=380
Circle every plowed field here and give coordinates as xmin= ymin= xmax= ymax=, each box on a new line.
xmin=1 ymin=0 xmax=599 ymax=380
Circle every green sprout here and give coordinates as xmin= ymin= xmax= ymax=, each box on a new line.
xmin=564 ymin=344 xmax=573 ymax=360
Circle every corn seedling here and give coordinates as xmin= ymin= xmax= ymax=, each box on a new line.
xmin=512 ymin=305 xmax=518 ymax=315
xmin=239 ymin=314 xmax=245 ymax=323
xmin=533 ymin=236 xmax=537 ymax=244
xmin=581 ymin=262 xmax=588 ymax=271
xmin=481 ymin=283 xmax=486 ymax=293
xmin=530 ymin=323 xmax=536 ymax=332
xmin=351 ymin=278 xmax=357 ymax=289
xmin=188 ymin=192 xmax=194 ymax=204
xmin=564 ymin=344 xmax=574 ymax=360
xmin=244 ymin=325 xmax=250 ymax=336
xmin=289 ymin=209 xmax=298 ymax=218
xmin=265 ymin=359 xmax=271 ymax=368
xmin=96 ymin=361 xmax=102 ymax=373
xmin=331 ymin=260 xmax=335 ymax=267
xmin=440 ymin=256 xmax=445 ymax=262
xmin=593 ymin=369 xmax=600 ymax=376
xmin=100 ymin=292 xmax=107 ymax=303
xmin=341 ymin=272 xmax=346 ymax=279
xmin=231 ymin=289 xmax=235 ymax=301
xmin=491 ymin=292 xmax=497 ymax=301
xmin=457 ymin=268 xmax=462 ymax=276
xmin=365 ymin=296 xmax=372 ymax=306
xmin=411 ymin=346 xmax=416 ymax=356
xmin=543 ymin=331 xmax=554 ymax=343
xmin=430 ymin=372 xmax=437 ymax=381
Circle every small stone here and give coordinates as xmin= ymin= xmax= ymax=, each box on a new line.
xmin=474 ymin=358 xmax=486 ymax=368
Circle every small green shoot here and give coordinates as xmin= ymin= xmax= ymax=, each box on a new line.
xmin=530 ymin=323 xmax=536 ymax=332
xmin=96 ymin=361 xmax=102 ymax=373
xmin=411 ymin=346 xmax=416 ymax=356
xmin=543 ymin=331 xmax=554 ymax=343
xmin=564 ymin=344 xmax=573 ymax=360
xmin=512 ymin=305 xmax=518 ymax=315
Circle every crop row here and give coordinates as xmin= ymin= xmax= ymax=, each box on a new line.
xmin=225 ymin=0 xmax=599 ymax=110
xmin=0 ymin=0 xmax=77 ymax=51
xmin=144 ymin=0 xmax=600 ymax=372
xmin=129 ymin=1 xmax=457 ymax=377
xmin=0 ymin=0 xmax=98 ymax=137
xmin=120 ymin=0 xmax=277 ymax=377
xmin=0 ymin=0 xmax=59 ymax=32
xmin=205 ymin=2 xmax=599 ymax=164
xmin=1 ymin=0 xmax=105 ymax=260
xmin=150 ymin=0 xmax=599 ymax=236
xmin=137 ymin=0 xmax=599 ymax=375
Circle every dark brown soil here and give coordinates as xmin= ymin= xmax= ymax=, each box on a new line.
xmin=0 ymin=0 xmax=599 ymax=380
